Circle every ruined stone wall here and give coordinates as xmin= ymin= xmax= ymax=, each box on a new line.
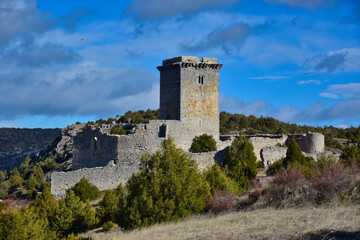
xmin=306 ymin=133 xmax=325 ymax=154
xmin=51 ymin=161 xmax=125 ymax=199
xmin=260 ymin=146 xmax=287 ymax=165
xmin=287 ymin=133 xmax=325 ymax=155
xmin=248 ymin=134 xmax=288 ymax=162
xmin=72 ymin=127 xmax=118 ymax=170
xmin=51 ymin=119 xmax=219 ymax=198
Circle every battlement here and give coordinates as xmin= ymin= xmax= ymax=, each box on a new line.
xmin=162 ymin=56 xmax=217 ymax=65
xmin=158 ymin=56 xmax=222 ymax=70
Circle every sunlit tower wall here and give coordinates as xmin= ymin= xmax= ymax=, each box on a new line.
xmin=157 ymin=56 xmax=223 ymax=148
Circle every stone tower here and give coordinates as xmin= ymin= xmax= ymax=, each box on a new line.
xmin=157 ymin=56 xmax=223 ymax=147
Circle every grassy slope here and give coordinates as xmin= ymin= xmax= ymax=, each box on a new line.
xmin=84 ymin=206 xmax=360 ymax=240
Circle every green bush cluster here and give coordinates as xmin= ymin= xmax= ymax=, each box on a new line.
xmin=96 ymin=184 xmax=126 ymax=225
xmin=340 ymin=145 xmax=360 ymax=166
xmin=204 ymin=164 xmax=240 ymax=195
xmin=0 ymin=188 xmax=96 ymax=239
xmin=119 ymin=109 xmax=159 ymax=124
xmin=110 ymin=124 xmax=127 ymax=135
xmin=102 ymin=221 xmax=115 ymax=231
xmin=67 ymin=178 xmax=101 ymax=202
xmin=189 ymin=134 xmax=217 ymax=153
xmin=0 ymin=152 xmax=64 ymax=200
xmin=125 ymin=138 xmax=211 ymax=228
xmin=223 ymin=136 xmax=258 ymax=192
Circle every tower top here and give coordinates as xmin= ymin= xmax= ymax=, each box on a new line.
xmin=157 ymin=56 xmax=222 ymax=70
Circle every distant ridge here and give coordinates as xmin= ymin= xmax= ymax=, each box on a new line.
xmin=0 ymin=128 xmax=61 ymax=170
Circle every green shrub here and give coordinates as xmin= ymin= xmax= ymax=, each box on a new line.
xmin=0 ymin=202 xmax=6 ymax=211
xmin=19 ymin=156 xmax=31 ymax=177
xmin=27 ymin=166 xmax=44 ymax=191
xmin=125 ymin=137 xmax=211 ymax=228
xmin=189 ymin=134 xmax=217 ymax=153
xmin=283 ymin=140 xmax=306 ymax=168
xmin=283 ymin=140 xmax=312 ymax=177
xmin=42 ymin=157 xmax=58 ymax=172
xmin=204 ymin=164 xmax=240 ymax=195
xmin=224 ymin=136 xmax=258 ymax=192
xmin=9 ymin=175 xmax=24 ymax=191
xmin=0 ymin=171 xmax=6 ymax=182
xmin=97 ymin=184 xmax=126 ymax=225
xmin=0 ymin=207 xmax=55 ymax=239
xmin=341 ymin=145 xmax=360 ymax=166
xmin=0 ymin=182 xmax=10 ymax=199
xmin=257 ymin=161 xmax=265 ymax=168
xmin=67 ymin=178 xmax=101 ymax=202
xmin=266 ymin=159 xmax=284 ymax=176
xmin=53 ymin=190 xmax=97 ymax=236
xmin=102 ymin=221 xmax=115 ymax=231
xmin=110 ymin=125 xmax=127 ymax=135
xmin=29 ymin=187 xmax=59 ymax=221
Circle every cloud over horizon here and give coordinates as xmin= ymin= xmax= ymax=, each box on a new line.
xmin=126 ymin=0 xmax=239 ymax=19
xmin=265 ymin=0 xmax=336 ymax=10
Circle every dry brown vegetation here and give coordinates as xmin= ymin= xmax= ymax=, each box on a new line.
xmin=84 ymin=206 xmax=360 ymax=240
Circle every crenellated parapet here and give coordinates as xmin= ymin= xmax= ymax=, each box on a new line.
xmin=157 ymin=56 xmax=223 ymax=71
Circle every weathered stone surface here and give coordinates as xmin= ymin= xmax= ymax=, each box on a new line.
xmin=248 ymin=134 xmax=287 ymax=162
xmin=260 ymin=146 xmax=287 ymax=166
xmin=51 ymin=56 xmax=326 ymax=198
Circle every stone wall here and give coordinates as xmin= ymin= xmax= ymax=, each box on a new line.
xmin=287 ymin=132 xmax=325 ymax=155
xmin=247 ymin=134 xmax=287 ymax=162
xmin=260 ymin=146 xmax=287 ymax=165
xmin=51 ymin=138 xmax=221 ymax=198
xmin=157 ymin=56 xmax=223 ymax=150
xmin=51 ymin=161 xmax=125 ymax=199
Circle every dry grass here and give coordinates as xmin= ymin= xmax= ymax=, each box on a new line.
xmin=83 ymin=206 xmax=360 ymax=240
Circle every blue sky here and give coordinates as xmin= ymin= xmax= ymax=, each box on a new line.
xmin=0 ymin=0 xmax=359 ymax=128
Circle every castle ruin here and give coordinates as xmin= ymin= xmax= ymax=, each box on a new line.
xmin=51 ymin=56 xmax=325 ymax=198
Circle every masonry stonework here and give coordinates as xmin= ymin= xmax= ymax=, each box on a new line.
xmin=51 ymin=56 xmax=326 ymax=198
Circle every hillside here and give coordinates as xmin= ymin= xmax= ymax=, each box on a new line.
xmin=0 ymin=128 xmax=61 ymax=170
xmin=84 ymin=206 xmax=360 ymax=240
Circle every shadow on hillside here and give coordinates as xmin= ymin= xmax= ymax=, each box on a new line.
xmin=297 ymin=230 xmax=360 ymax=240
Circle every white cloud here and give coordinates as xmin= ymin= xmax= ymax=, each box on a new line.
xmin=297 ymin=79 xmax=322 ymax=85
xmin=248 ymin=75 xmax=291 ymax=80
xmin=319 ymin=92 xmax=339 ymax=99
xmin=326 ymin=83 xmax=360 ymax=97
xmin=0 ymin=61 xmax=159 ymax=119
xmin=127 ymin=0 xmax=239 ymax=19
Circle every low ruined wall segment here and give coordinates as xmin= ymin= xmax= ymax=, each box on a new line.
xmin=248 ymin=134 xmax=287 ymax=162
xmin=51 ymin=162 xmax=126 ymax=199
xmin=260 ymin=146 xmax=287 ymax=165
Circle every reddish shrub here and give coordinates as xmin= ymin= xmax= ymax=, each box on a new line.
xmin=310 ymin=163 xmax=351 ymax=204
xmin=206 ymin=190 xmax=237 ymax=214
xmin=265 ymin=168 xmax=308 ymax=207
xmin=272 ymin=168 xmax=306 ymax=187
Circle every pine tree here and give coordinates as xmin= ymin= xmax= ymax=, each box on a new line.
xmin=224 ymin=136 xmax=258 ymax=192
xmin=53 ymin=190 xmax=97 ymax=236
xmin=283 ymin=139 xmax=306 ymax=168
xmin=125 ymin=137 xmax=211 ymax=228
xmin=204 ymin=164 xmax=240 ymax=195
xmin=97 ymin=183 xmax=127 ymax=225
